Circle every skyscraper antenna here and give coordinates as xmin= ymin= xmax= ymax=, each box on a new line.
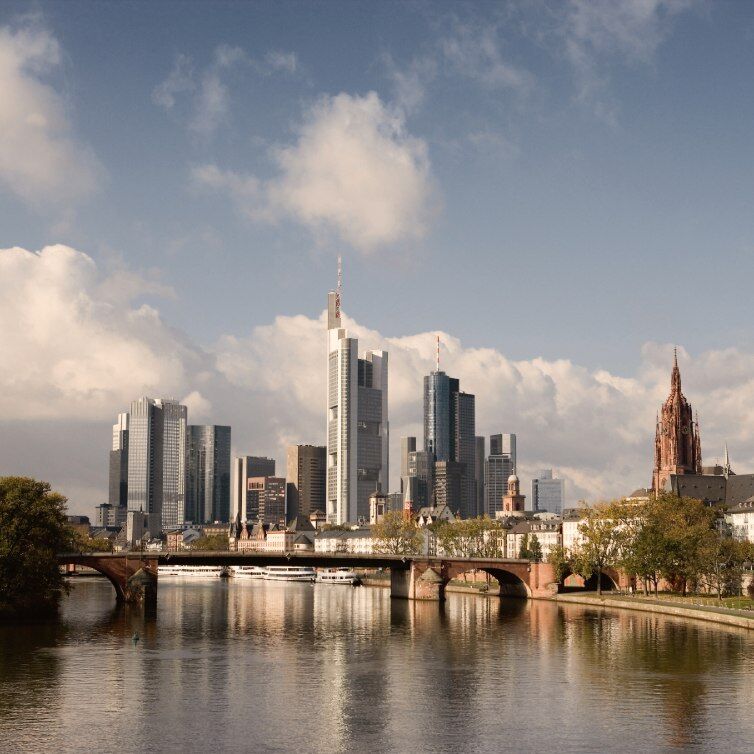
xmin=436 ymin=334 xmax=440 ymax=372
xmin=335 ymin=255 xmax=342 ymax=321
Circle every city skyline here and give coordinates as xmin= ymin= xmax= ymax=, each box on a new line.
xmin=6 ymin=3 xmax=754 ymax=514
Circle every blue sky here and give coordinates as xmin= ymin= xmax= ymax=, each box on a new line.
xmin=4 ymin=1 xmax=754 ymax=512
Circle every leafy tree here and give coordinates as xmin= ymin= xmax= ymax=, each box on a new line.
xmin=518 ymin=533 xmax=531 ymax=560
xmin=190 ymin=533 xmax=230 ymax=551
xmin=436 ymin=517 xmax=505 ymax=558
xmin=546 ymin=544 xmax=571 ymax=582
xmin=372 ymin=511 xmax=422 ymax=555
xmin=0 ymin=477 xmax=76 ymax=618
xmin=529 ymin=534 xmax=543 ymax=563
xmin=571 ymin=504 xmax=623 ymax=596
xmin=74 ymin=533 xmax=113 ymax=553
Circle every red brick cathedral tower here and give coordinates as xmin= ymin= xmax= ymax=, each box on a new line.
xmin=652 ymin=350 xmax=702 ymax=493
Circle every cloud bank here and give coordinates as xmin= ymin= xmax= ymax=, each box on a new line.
xmin=4 ymin=244 xmax=754 ymax=514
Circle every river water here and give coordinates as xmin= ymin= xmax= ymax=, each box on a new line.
xmin=1 ymin=578 xmax=753 ymax=754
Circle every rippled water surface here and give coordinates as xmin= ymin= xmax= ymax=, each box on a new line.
xmin=1 ymin=578 xmax=754 ymax=753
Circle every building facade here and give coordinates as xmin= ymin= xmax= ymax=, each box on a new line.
xmin=248 ymin=476 xmax=286 ymax=524
xmin=531 ymin=469 xmax=565 ymax=514
xmin=126 ymin=397 xmax=188 ymax=535
xmin=326 ymin=283 xmax=389 ymax=525
xmin=286 ymin=445 xmax=326 ymax=521
xmin=108 ymin=412 xmax=129 ymax=525
xmin=231 ymin=456 xmax=276 ymax=522
xmin=485 ymin=433 xmax=516 ymax=517
xmin=652 ymin=351 xmax=702 ymax=492
xmin=187 ymin=425 xmax=231 ymax=524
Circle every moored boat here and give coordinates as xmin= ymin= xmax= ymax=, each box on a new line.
xmin=158 ymin=565 xmax=224 ymax=578
xmin=231 ymin=566 xmax=266 ymax=578
xmin=316 ymin=568 xmax=361 ymax=586
xmin=263 ymin=566 xmax=316 ymax=582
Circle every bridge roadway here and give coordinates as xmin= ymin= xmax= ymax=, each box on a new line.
xmin=58 ymin=551 xmax=559 ymax=604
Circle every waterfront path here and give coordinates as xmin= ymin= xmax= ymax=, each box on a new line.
xmin=555 ymin=592 xmax=754 ymax=630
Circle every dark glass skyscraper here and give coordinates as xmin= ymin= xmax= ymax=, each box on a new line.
xmin=423 ymin=370 xmax=476 ymax=517
xmin=187 ymin=425 xmax=231 ymax=524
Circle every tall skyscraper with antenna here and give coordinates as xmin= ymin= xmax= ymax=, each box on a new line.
xmin=326 ymin=259 xmax=389 ymax=524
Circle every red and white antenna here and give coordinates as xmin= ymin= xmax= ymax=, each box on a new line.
xmin=436 ymin=334 xmax=440 ymax=372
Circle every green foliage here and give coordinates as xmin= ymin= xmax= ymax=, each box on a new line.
xmin=190 ymin=533 xmax=230 ymax=551
xmin=372 ymin=511 xmax=422 ymax=555
xmin=436 ymin=517 xmax=506 ymax=558
xmin=518 ymin=533 xmax=531 ymax=559
xmin=546 ymin=544 xmax=571 ymax=582
xmin=529 ymin=534 xmax=543 ymax=563
xmin=74 ymin=534 xmax=113 ymax=553
xmin=571 ymin=503 xmax=624 ymax=595
xmin=0 ymin=476 xmax=75 ymax=618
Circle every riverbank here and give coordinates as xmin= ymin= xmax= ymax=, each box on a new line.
xmin=555 ymin=592 xmax=754 ymax=630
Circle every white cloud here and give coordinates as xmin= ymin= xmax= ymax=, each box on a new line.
xmin=192 ymin=91 xmax=436 ymax=252
xmin=5 ymin=245 xmax=754 ymax=513
xmin=0 ymin=245 xmax=201 ymax=420
xmin=561 ymin=0 xmax=698 ymax=121
xmin=0 ymin=23 xmax=102 ymax=205
xmin=153 ymin=44 xmax=298 ymax=135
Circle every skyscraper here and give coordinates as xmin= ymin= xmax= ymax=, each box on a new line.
xmin=485 ymin=433 xmax=516 ymax=517
xmin=231 ymin=456 xmax=276 ymax=522
xmin=126 ymin=397 xmax=188 ymax=535
xmin=403 ymin=449 xmax=432 ymax=510
xmin=531 ymin=469 xmax=565 ymax=514
xmin=248 ymin=476 xmax=287 ymax=524
xmin=475 ymin=436 xmax=485 ymax=518
xmin=286 ymin=445 xmax=326 ymax=521
xmin=424 ymin=368 xmax=476 ymax=517
xmin=400 ymin=436 xmax=417 ymax=493
xmin=326 ymin=263 xmax=388 ymax=524
xmin=108 ymin=412 xmax=129 ymax=525
xmin=187 ymin=425 xmax=231 ymax=524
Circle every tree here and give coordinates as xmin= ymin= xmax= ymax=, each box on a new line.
xmin=571 ymin=504 xmax=623 ymax=596
xmin=372 ymin=511 xmax=422 ymax=555
xmin=436 ymin=518 xmax=505 ymax=558
xmin=518 ymin=533 xmax=531 ymax=560
xmin=529 ymin=534 xmax=543 ymax=563
xmin=546 ymin=544 xmax=571 ymax=582
xmin=190 ymin=533 xmax=230 ymax=551
xmin=74 ymin=533 xmax=113 ymax=553
xmin=0 ymin=477 xmax=76 ymax=619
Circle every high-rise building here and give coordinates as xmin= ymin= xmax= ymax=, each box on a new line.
xmin=531 ymin=469 xmax=565 ymax=514
xmin=403 ymin=449 xmax=432 ymax=510
xmin=424 ymin=369 xmax=476 ymax=517
xmin=109 ymin=412 xmax=129 ymax=525
xmin=652 ymin=350 xmax=702 ymax=492
xmin=286 ymin=445 xmax=326 ymax=521
xmin=248 ymin=476 xmax=286 ymax=524
xmin=400 ymin=436 xmax=417 ymax=493
xmin=326 ymin=268 xmax=388 ymax=525
xmin=126 ymin=397 xmax=187 ymax=535
xmin=485 ymin=433 xmax=516 ymax=517
xmin=232 ymin=456 xmax=276 ymax=522
xmin=187 ymin=425 xmax=231 ymax=524
xmin=434 ymin=461 xmax=464 ymax=511
xmin=475 ymin=436 xmax=485 ymax=518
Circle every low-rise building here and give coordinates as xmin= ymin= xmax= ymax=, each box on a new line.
xmin=506 ymin=518 xmax=561 ymax=561
xmin=415 ymin=504 xmax=456 ymax=527
xmin=727 ymin=499 xmax=754 ymax=543
xmin=314 ymin=529 xmax=375 ymax=555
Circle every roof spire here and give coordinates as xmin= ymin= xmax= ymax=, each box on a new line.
xmin=724 ymin=441 xmax=731 ymax=477
xmin=671 ymin=346 xmax=681 ymax=393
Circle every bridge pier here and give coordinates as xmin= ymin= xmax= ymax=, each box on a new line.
xmin=390 ymin=563 xmax=446 ymax=601
xmin=60 ymin=554 xmax=159 ymax=604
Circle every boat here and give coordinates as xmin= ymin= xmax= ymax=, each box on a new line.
xmin=316 ymin=568 xmax=361 ymax=586
xmin=158 ymin=565 xmax=224 ymax=578
xmin=231 ymin=566 xmax=266 ymax=579
xmin=263 ymin=566 xmax=316 ymax=582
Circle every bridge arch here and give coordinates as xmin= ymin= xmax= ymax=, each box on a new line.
xmin=561 ymin=568 xmax=619 ymax=593
xmin=444 ymin=564 xmax=531 ymax=598
xmin=59 ymin=554 xmax=158 ymax=603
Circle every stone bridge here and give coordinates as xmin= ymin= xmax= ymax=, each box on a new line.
xmin=58 ymin=552 xmax=559 ymax=604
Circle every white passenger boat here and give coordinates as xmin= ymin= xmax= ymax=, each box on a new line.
xmin=263 ymin=566 xmax=316 ymax=582
xmin=231 ymin=566 xmax=266 ymax=579
xmin=316 ymin=568 xmax=361 ymax=586
xmin=158 ymin=565 xmax=224 ymax=578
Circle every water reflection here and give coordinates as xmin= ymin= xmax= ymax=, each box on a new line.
xmin=1 ymin=579 xmax=753 ymax=753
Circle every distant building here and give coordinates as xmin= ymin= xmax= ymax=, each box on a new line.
xmin=326 ymin=276 xmax=389 ymax=525
xmin=424 ymin=369 xmax=477 ymax=517
xmin=108 ymin=412 xmax=129 ymax=525
xmin=286 ymin=445 xmax=326 ymax=521
xmin=231 ymin=456 xmax=276 ymax=522
xmin=126 ymin=397 xmax=188 ymax=535
xmin=727 ymin=500 xmax=754 ymax=543
xmin=248 ymin=476 xmax=287 ymax=524
xmin=369 ymin=489 xmax=403 ymax=524
xmin=314 ymin=529 xmax=375 ymax=555
xmin=187 ymin=425 xmax=231 ymax=524
xmin=485 ymin=433 xmax=516 ymax=517
xmin=402 ymin=448 xmax=432 ymax=511
xmin=475 ymin=436 xmax=485 ymax=519
xmin=502 ymin=474 xmax=525 ymax=515
xmin=506 ymin=518 xmax=561 ymax=561
xmin=400 ymin=437 xmax=417 ymax=493
xmin=531 ymin=469 xmax=565 ymax=514
xmin=95 ymin=502 xmax=115 ymax=527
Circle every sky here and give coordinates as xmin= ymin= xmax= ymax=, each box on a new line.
xmin=4 ymin=1 xmax=754 ymax=515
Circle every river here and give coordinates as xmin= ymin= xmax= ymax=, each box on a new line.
xmin=1 ymin=578 xmax=753 ymax=753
